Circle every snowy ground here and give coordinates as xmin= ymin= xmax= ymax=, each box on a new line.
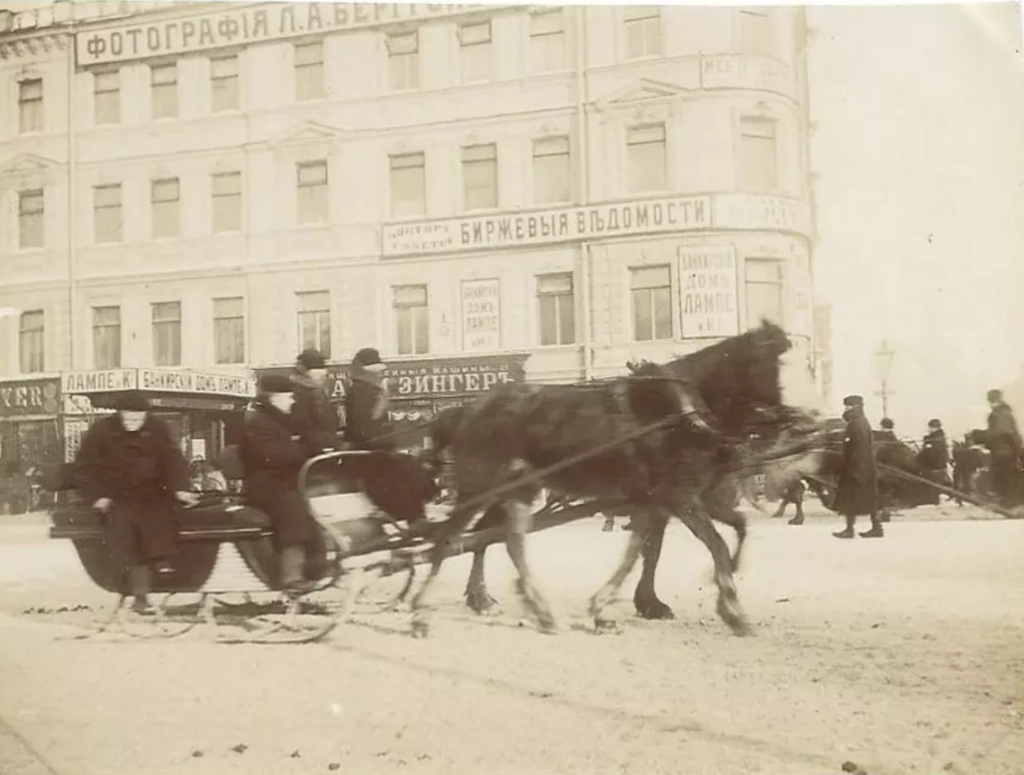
xmin=0 ymin=505 xmax=1022 ymax=775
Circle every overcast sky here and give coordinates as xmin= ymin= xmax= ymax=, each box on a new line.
xmin=808 ymin=2 xmax=1024 ymax=436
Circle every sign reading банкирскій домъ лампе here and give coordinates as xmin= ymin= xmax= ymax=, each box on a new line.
xmin=75 ymin=3 xmax=503 ymax=65
xmin=61 ymin=368 xmax=257 ymax=400
xmin=380 ymin=194 xmax=812 ymax=258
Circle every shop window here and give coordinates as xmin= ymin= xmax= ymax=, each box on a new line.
xmin=297 ymin=290 xmax=331 ymax=358
xmin=151 ymin=63 xmax=178 ymax=120
xmin=387 ymin=31 xmax=420 ymax=91
xmin=631 ymin=265 xmax=673 ymax=341
xmin=393 ymin=284 xmax=429 ymax=355
xmin=18 ymin=78 xmax=43 ymax=134
xmin=212 ymin=171 xmax=242 ymax=233
xmin=390 ymin=152 xmax=426 ymax=218
xmin=213 ymin=297 xmax=246 ymax=364
xmin=93 ymin=183 xmax=122 ymax=244
xmin=297 ymin=160 xmax=328 ymax=225
xmin=19 ymin=310 xmax=44 ymax=374
xmin=537 ymin=272 xmax=575 ymax=346
xmin=210 ymin=54 xmax=239 ymax=112
xmin=92 ymin=305 xmax=122 ymax=369
xmin=533 ymin=135 xmax=571 ymax=205
xmin=295 ymin=41 xmax=325 ymax=101
xmin=93 ymin=70 xmax=120 ymax=125
xmin=745 ymin=258 xmax=784 ymax=326
xmin=151 ymin=178 xmax=180 ymax=239
xmin=624 ymin=6 xmax=661 ymax=59
xmin=530 ymin=9 xmax=566 ymax=74
xmin=458 ymin=20 xmax=493 ymax=83
xmin=152 ymin=301 xmax=182 ymax=367
xmin=18 ymin=189 xmax=44 ymax=249
xmin=462 ymin=143 xmax=497 ymax=211
xmin=627 ymin=124 xmax=667 ymax=193
xmin=738 ymin=116 xmax=778 ymax=191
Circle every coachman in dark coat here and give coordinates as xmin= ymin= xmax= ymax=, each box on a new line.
xmin=242 ymin=375 xmax=324 ymax=593
xmin=984 ymin=389 xmax=1023 ymax=507
xmin=73 ymin=390 xmax=196 ymax=610
xmin=920 ymin=419 xmax=952 ymax=501
xmin=291 ymin=348 xmax=341 ymax=456
xmin=833 ymin=395 xmax=883 ymax=539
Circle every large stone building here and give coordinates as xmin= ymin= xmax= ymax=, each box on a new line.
xmin=0 ymin=1 xmax=818 ymax=498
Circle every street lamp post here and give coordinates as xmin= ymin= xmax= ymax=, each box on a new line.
xmin=874 ymin=338 xmax=896 ymax=419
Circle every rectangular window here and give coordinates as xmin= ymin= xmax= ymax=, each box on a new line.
xmin=213 ymin=297 xmax=245 ymax=365
xmin=93 ymin=70 xmax=120 ymax=126
xmin=739 ymin=9 xmax=773 ymax=57
xmin=210 ymin=54 xmax=239 ymax=112
xmin=92 ymin=306 xmax=122 ymax=369
xmin=18 ymin=189 xmax=44 ymax=250
xmin=627 ymin=124 xmax=667 ymax=193
xmin=151 ymin=63 xmax=178 ymax=120
xmin=211 ymin=171 xmax=242 ymax=233
xmin=532 ymin=135 xmax=571 ymax=205
xmin=537 ymin=273 xmax=575 ymax=346
xmin=18 ymin=310 xmax=44 ymax=374
xmin=93 ymin=184 xmax=123 ymax=244
xmin=529 ymin=9 xmax=566 ymax=73
xmin=458 ymin=21 xmax=493 ymax=83
xmin=294 ymin=41 xmax=325 ymax=101
xmin=151 ymin=178 xmax=180 ymax=238
xmin=624 ymin=6 xmax=661 ymax=59
xmin=389 ymin=152 xmax=426 ymax=218
xmin=18 ymin=78 xmax=43 ymax=134
xmin=152 ymin=301 xmax=182 ymax=367
xmin=745 ymin=258 xmax=784 ymax=326
xmin=738 ymin=117 xmax=778 ymax=190
xmin=296 ymin=160 xmax=329 ymax=225
xmin=462 ymin=143 xmax=498 ymax=212
xmin=387 ymin=31 xmax=420 ymax=91
xmin=297 ymin=290 xmax=332 ymax=359
xmin=393 ymin=285 xmax=429 ymax=355
xmin=631 ymin=265 xmax=673 ymax=342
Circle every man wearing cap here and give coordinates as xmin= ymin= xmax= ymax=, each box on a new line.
xmin=984 ymin=388 xmax=1023 ymax=506
xmin=73 ymin=390 xmax=197 ymax=613
xmin=920 ymin=418 xmax=951 ymax=502
xmin=832 ymin=394 xmax=883 ymax=539
xmin=291 ymin=347 xmax=340 ymax=456
xmin=877 ymin=417 xmax=898 ymax=445
xmin=345 ymin=347 xmax=395 ymax=451
xmin=242 ymin=374 xmax=322 ymax=594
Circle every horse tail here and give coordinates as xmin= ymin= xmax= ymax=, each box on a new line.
xmin=427 ymin=404 xmax=468 ymax=476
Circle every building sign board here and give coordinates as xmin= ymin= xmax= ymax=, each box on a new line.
xmin=714 ymin=194 xmax=811 ymax=235
xmin=61 ymin=368 xmax=256 ymax=400
xmin=0 ymin=378 xmax=60 ymax=418
xmin=461 ymin=278 xmax=501 ymax=352
xmin=383 ymin=196 xmax=713 ymax=257
xmin=699 ymin=55 xmax=796 ymax=99
xmin=678 ymin=246 xmax=740 ymax=339
xmin=77 ymin=3 xmax=498 ymax=66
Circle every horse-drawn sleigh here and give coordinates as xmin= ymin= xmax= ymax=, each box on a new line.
xmin=44 ymin=322 xmax=825 ymax=644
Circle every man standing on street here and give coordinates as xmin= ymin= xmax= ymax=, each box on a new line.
xmin=984 ymin=389 xmax=1023 ymax=507
xmin=833 ymin=394 xmax=883 ymax=539
xmin=920 ymin=418 xmax=951 ymax=503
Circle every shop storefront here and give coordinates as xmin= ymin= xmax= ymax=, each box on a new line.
xmin=60 ymin=368 xmax=257 ymax=464
xmin=0 ymin=377 xmax=62 ymax=514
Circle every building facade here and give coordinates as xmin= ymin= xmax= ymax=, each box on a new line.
xmin=0 ymin=1 xmax=817 ymax=389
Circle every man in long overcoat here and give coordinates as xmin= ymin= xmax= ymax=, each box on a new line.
xmin=73 ymin=390 xmax=197 ymax=611
xmin=291 ymin=348 xmax=341 ymax=456
xmin=920 ymin=418 xmax=951 ymax=502
xmin=985 ymin=388 xmax=1023 ymax=507
xmin=242 ymin=375 xmax=322 ymax=593
xmin=833 ymin=394 xmax=883 ymax=539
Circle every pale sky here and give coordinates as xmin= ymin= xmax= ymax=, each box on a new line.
xmin=808 ymin=2 xmax=1024 ymax=437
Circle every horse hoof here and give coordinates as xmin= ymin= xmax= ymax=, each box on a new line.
xmin=538 ymin=616 xmax=567 ymax=635
xmin=635 ymin=598 xmax=675 ymax=620
xmin=466 ymin=591 xmax=500 ymax=616
xmin=594 ymin=618 xmax=624 ymax=635
xmin=410 ymin=619 xmax=431 ymax=639
xmin=717 ymin=598 xmax=751 ymax=636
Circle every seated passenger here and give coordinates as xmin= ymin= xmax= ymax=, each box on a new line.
xmin=73 ymin=390 xmax=198 ymax=613
xmin=241 ymin=375 xmax=324 ymax=594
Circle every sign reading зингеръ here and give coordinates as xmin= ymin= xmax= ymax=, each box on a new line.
xmin=383 ymin=196 xmax=713 ymax=257
xmin=678 ymin=245 xmax=740 ymax=339
xmin=76 ymin=3 xmax=493 ymax=66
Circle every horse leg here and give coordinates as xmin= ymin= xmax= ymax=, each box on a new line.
xmin=503 ymin=499 xmax=563 ymax=634
xmin=464 ymin=546 xmax=499 ymax=614
xmin=706 ymin=496 xmax=749 ymax=572
xmin=632 ymin=510 xmax=675 ymax=620
xmin=591 ymin=512 xmax=650 ymax=632
xmin=677 ymin=503 xmax=751 ymax=636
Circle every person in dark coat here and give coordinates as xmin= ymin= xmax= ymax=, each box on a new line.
xmin=984 ymin=388 xmax=1023 ymax=507
xmin=73 ymin=390 xmax=197 ymax=612
xmin=919 ymin=418 xmax=951 ymax=502
xmin=833 ymin=394 xmax=883 ymax=539
xmin=291 ymin=348 xmax=341 ymax=456
xmin=241 ymin=375 xmax=323 ymax=594
xmin=877 ymin=417 xmax=898 ymax=444
xmin=344 ymin=347 xmax=437 ymax=526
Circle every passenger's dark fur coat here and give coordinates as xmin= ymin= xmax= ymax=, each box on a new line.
xmin=832 ymin=406 xmax=879 ymax=516
xmin=291 ymin=372 xmax=341 ymax=455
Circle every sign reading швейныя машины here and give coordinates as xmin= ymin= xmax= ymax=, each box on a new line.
xmin=76 ymin=3 xmax=498 ymax=66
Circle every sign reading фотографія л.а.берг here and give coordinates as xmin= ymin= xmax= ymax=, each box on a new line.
xmin=461 ymin=278 xmax=501 ymax=352
xmin=678 ymin=246 xmax=740 ymax=339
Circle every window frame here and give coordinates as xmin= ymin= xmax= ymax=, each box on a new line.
xmin=536 ymin=272 xmax=576 ymax=346
xmin=18 ymin=310 xmax=45 ymax=374
xmin=393 ymin=284 xmax=430 ymax=356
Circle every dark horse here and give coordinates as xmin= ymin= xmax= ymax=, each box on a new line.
xmin=416 ymin=321 xmax=823 ymax=637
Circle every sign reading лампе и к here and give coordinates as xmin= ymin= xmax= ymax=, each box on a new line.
xmin=61 ymin=368 xmax=256 ymax=400
xmin=678 ymin=246 xmax=740 ymax=339
xmin=383 ymin=196 xmax=714 ymax=257
xmin=76 ymin=3 xmax=495 ymax=66
xmin=461 ymin=278 xmax=501 ymax=352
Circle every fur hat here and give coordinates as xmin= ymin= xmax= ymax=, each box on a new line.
xmin=880 ymin=417 xmax=895 ymax=430
xmin=115 ymin=390 xmax=150 ymax=412
xmin=928 ymin=418 xmax=942 ymax=429
xmin=258 ymin=374 xmax=294 ymax=394
xmin=987 ymin=388 xmax=1003 ymax=402
xmin=296 ymin=348 xmax=327 ymax=370
xmin=352 ymin=347 xmax=383 ymax=367
xmin=842 ymin=395 xmax=863 ymax=408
